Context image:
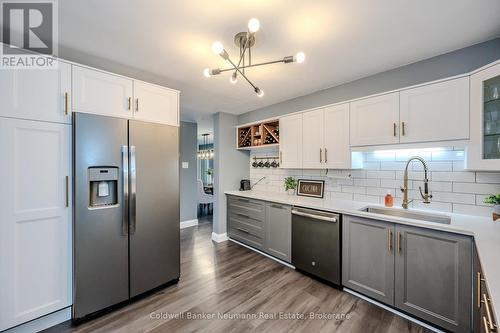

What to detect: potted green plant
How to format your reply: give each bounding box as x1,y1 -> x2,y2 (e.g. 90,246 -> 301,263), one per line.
484,194 -> 500,220
284,177 -> 297,195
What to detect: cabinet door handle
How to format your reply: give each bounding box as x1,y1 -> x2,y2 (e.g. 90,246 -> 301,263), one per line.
236,227 -> 250,234
483,293 -> 497,331
64,92 -> 69,115
393,123 -> 397,137
324,148 -> 328,163
484,316 -> 492,333
136,98 -> 139,112
65,176 -> 69,207
388,229 -> 393,253
270,204 -> 285,209
279,151 -> 283,165
319,148 -> 323,163
478,272 -> 486,308
401,122 -> 406,136
397,231 -> 402,254
128,97 -> 131,110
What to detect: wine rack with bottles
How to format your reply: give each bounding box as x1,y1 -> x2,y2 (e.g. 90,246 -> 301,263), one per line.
237,120 -> 279,149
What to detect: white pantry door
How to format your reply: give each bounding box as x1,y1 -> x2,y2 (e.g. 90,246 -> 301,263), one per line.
0,118 -> 71,331
0,60 -> 71,124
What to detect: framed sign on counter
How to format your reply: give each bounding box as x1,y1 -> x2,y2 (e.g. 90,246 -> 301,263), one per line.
297,180 -> 325,198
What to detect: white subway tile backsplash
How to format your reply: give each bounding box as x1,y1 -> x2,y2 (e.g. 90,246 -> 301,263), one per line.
431,171 -> 475,182
476,172 -> 500,184
354,178 -> 381,187
330,192 -> 354,200
353,194 -> 381,204
453,182 -> 500,194
452,204 -> 493,217
366,170 -> 396,179
249,148 -> 495,217
342,185 -> 366,194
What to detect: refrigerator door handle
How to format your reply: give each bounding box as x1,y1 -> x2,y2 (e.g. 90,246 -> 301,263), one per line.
130,145 -> 137,234
122,146 -> 129,236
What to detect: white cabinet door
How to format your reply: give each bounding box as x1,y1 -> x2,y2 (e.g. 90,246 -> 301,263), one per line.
0,118 -> 71,331
400,77 -> 469,143
302,109 -> 324,169
467,62 -> 500,170
133,81 -> 179,126
350,92 -> 400,146
279,114 -> 303,169
0,60 -> 71,123
324,103 -> 351,169
72,66 -> 133,118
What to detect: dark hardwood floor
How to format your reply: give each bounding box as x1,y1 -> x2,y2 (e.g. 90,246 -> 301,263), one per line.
45,222 -> 430,333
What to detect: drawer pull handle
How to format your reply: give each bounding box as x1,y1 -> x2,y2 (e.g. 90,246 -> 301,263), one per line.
388,229 -> 393,253
64,92 -> 69,115
483,293 -> 497,331
397,231 -> 402,255
236,213 -> 250,219
484,316 -> 492,333
236,227 -> 250,234
270,204 -> 285,209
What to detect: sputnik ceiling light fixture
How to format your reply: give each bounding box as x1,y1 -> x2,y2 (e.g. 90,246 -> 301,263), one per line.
203,18 -> 305,98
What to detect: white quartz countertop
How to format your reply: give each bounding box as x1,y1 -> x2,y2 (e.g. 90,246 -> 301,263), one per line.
225,190 -> 500,321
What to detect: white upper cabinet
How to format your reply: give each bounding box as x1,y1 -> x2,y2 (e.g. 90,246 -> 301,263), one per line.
324,104 -> 351,169
0,118 -> 71,331
133,81 -> 179,126
350,92 -> 400,146
279,113 -> 303,169
72,66 -> 133,118
302,109 -> 325,169
0,59 -> 71,123
399,77 -> 469,143
467,62 -> 500,170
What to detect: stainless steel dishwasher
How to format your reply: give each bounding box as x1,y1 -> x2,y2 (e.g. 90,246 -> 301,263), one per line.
291,207 -> 340,285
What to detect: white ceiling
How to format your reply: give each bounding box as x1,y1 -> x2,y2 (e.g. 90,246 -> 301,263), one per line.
59,0 -> 500,121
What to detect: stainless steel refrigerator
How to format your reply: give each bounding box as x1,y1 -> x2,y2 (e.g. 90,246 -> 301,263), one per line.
72,112 -> 180,319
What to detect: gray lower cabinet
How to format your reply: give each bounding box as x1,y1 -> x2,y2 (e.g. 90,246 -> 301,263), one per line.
264,202 -> 291,262
394,225 -> 472,333
227,196 -> 266,250
343,215 -> 473,332
227,195 -> 291,263
342,215 -> 395,305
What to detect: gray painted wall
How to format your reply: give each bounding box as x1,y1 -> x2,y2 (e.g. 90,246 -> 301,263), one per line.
180,121 -> 198,222
213,112 -> 250,235
238,38 -> 500,124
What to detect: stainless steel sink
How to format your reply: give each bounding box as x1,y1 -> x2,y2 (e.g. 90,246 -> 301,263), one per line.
359,206 -> 451,224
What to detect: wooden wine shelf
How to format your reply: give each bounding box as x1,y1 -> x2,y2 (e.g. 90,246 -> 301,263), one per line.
236,119 -> 279,149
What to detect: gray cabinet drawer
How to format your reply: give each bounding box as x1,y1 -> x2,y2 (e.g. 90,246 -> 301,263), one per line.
229,226 -> 264,250
227,196 -> 265,221
228,215 -> 264,239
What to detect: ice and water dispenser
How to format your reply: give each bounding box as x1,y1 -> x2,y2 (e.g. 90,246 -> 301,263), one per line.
88,167 -> 118,208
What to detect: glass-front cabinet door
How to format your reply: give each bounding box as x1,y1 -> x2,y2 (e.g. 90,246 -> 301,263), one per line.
467,62 -> 500,170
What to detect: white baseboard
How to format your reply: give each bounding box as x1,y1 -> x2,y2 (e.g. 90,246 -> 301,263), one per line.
228,238 -> 295,269
343,288 -> 443,333
5,307 -> 71,333
211,232 -> 228,243
180,219 -> 198,229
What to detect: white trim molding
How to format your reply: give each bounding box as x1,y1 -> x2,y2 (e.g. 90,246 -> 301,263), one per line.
180,219 -> 198,229
211,232 -> 229,243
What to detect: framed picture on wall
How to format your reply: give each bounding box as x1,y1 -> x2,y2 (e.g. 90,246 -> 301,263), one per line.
297,179 -> 325,198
